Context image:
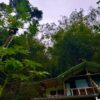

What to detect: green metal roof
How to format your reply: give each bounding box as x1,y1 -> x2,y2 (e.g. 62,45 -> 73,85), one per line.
57,61 -> 100,81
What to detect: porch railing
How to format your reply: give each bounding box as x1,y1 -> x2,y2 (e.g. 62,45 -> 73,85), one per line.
34,87 -> 100,100
65,87 -> 99,96
46,86 -> 99,98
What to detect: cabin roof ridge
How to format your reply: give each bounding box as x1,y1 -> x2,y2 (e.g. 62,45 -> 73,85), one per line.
57,61 -> 100,80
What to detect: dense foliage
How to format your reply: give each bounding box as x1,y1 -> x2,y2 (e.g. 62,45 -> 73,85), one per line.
0,0 -> 100,99
38,6 -> 100,77
0,0 -> 47,99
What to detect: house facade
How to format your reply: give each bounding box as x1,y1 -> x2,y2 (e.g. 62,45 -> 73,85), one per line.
35,61 -> 100,100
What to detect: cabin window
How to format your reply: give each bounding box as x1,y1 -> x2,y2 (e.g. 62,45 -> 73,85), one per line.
50,91 -> 56,95
75,79 -> 88,88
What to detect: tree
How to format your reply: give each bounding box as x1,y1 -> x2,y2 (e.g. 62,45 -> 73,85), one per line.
0,0 -> 43,44
0,45 -> 48,98
48,18 -> 100,76
37,7 -> 100,77
97,0 -> 100,4
9,0 -> 42,21
0,0 -> 49,99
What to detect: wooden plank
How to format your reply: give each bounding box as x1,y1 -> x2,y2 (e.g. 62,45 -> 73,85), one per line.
64,82 -> 66,96
85,88 -> 88,95
72,73 -> 100,78
71,89 -> 73,96
78,88 -> 81,95
92,87 -> 95,94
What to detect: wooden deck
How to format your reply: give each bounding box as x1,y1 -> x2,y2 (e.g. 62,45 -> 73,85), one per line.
34,86 -> 100,100
34,95 -> 96,100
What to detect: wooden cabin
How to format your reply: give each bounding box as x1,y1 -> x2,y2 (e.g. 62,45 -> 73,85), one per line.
35,61 -> 100,100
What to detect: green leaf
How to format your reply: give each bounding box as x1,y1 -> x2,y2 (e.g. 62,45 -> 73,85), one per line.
22,59 -> 42,70
4,58 -> 23,73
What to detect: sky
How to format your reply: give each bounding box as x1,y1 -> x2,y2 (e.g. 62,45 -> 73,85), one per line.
0,0 -> 98,24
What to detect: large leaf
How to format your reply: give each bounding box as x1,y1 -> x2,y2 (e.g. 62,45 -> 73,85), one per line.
4,58 -> 23,74
13,45 -> 28,55
22,59 -> 42,70
0,47 -> 16,56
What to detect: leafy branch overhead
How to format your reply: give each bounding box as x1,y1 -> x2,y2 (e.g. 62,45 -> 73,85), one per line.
0,45 -> 48,97
0,0 -> 43,37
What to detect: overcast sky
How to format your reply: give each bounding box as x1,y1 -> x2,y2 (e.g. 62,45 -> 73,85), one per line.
0,0 -> 98,24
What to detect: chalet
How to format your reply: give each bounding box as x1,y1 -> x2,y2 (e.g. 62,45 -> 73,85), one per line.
35,61 -> 100,100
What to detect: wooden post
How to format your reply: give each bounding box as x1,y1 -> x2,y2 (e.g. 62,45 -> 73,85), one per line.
71,89 -> 73,96
78,88 -> 80,95
64,82 -> 66,96
85,88 -> 88,95
92,87 -> 95,94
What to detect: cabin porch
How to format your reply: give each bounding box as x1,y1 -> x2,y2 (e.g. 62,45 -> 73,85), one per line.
38,73 -> 100,100
34,87 -> 100,100
45,86 -> 99,97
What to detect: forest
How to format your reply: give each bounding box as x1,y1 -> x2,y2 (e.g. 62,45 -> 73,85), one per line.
0,0 -> 100,100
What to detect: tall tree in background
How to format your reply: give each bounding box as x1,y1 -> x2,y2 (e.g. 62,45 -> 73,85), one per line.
97,0 -> 100,4
44,8 -> 100,76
